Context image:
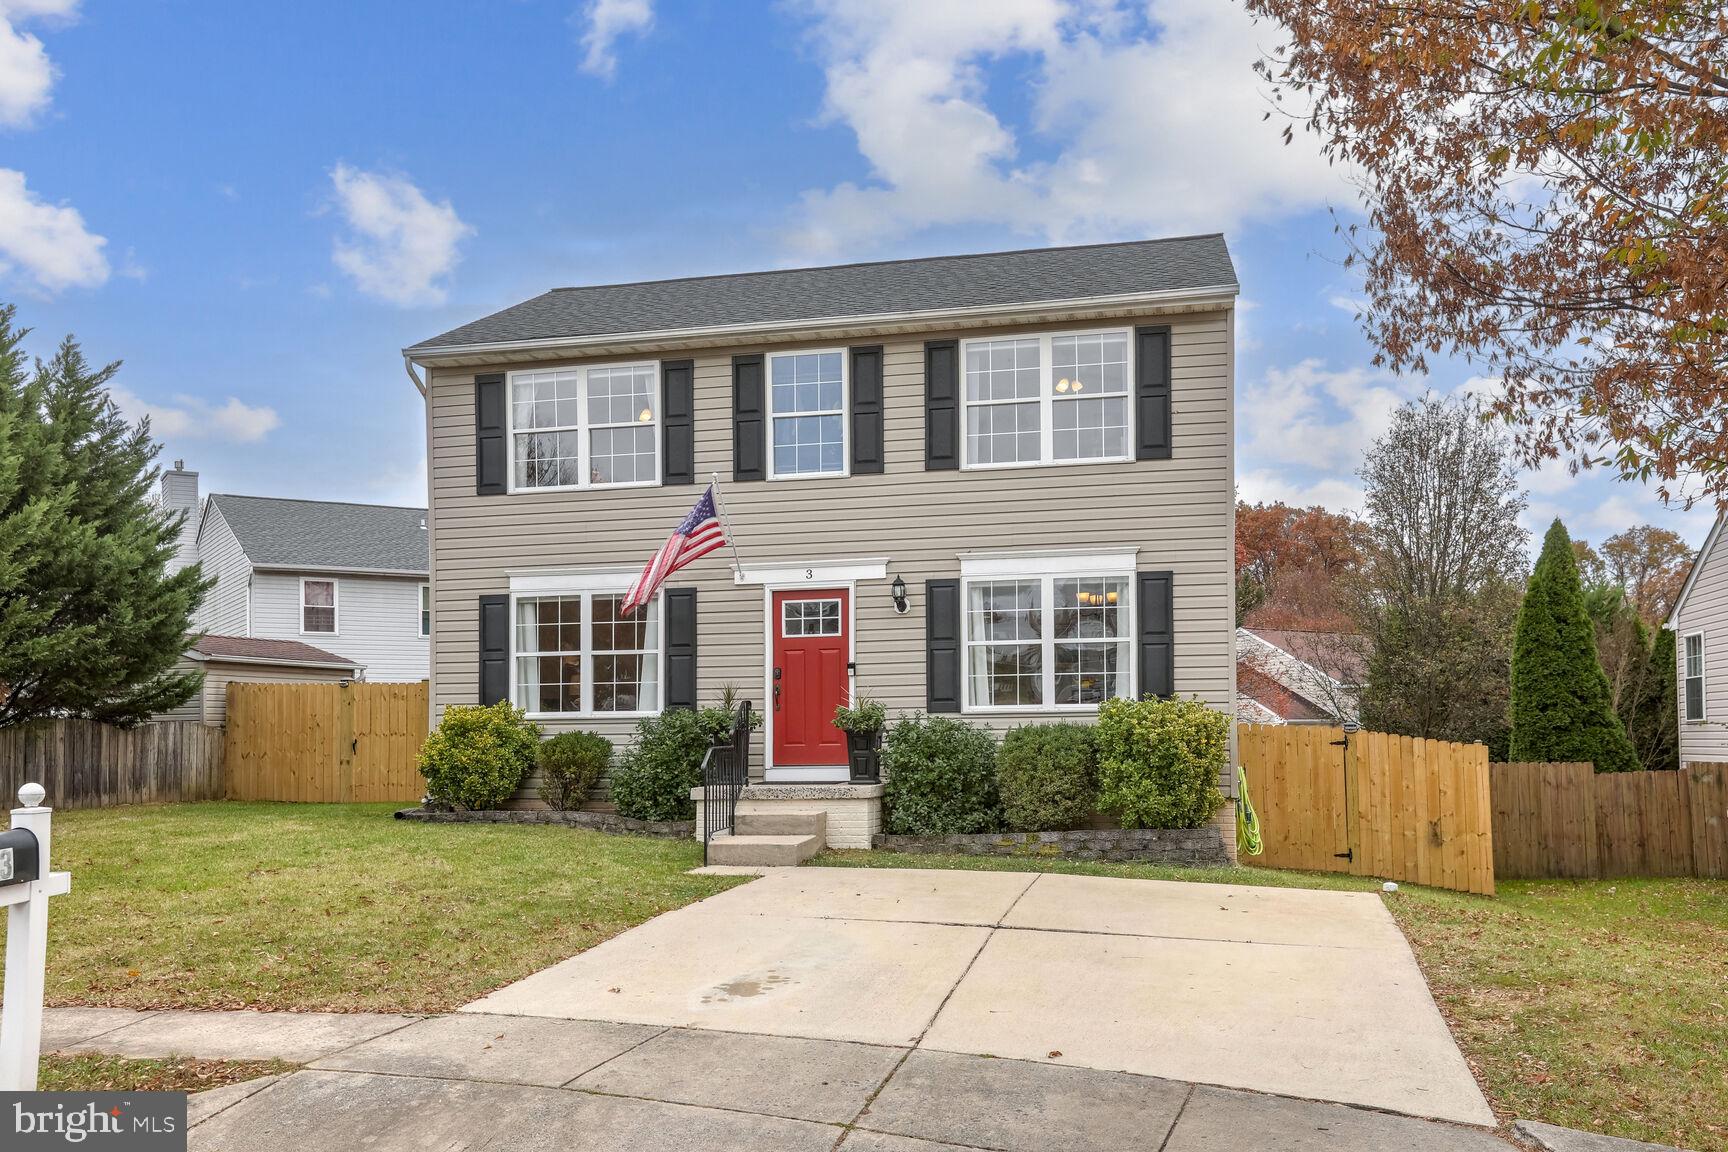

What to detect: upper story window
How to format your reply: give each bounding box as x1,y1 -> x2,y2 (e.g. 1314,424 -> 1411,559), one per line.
418,584 -> 431,638
769,350 -> 846,479
963,572 -> 1132,711
1684,632 -> 1706,722
302,578 -> 337,634
962,328 -> 1131,469
510,362 -> 658,491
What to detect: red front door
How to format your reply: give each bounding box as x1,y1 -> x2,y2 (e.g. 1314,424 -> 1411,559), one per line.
772,589 -> 849,767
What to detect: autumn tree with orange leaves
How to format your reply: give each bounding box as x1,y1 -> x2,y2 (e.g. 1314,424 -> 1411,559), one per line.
1245,1 -> 1728,507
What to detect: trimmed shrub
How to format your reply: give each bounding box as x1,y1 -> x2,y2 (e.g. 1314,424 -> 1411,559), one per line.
1509,519 -> 1640,773
1094,696 -> 1226,829
537,731 -> 612,811
997,723 -> 1098,832
418,702 -> 539,810
881,714 -> 1000,835
611,710 -> 712,822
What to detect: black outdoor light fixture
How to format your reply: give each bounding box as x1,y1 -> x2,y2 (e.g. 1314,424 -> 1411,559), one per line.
890,575 -> 909,615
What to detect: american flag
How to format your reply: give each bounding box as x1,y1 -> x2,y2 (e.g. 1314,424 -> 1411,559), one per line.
622,484 -> 728,615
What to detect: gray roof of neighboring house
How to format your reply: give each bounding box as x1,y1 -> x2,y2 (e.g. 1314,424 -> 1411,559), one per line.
407,235 -> 1238,352
208,494 -> 428,574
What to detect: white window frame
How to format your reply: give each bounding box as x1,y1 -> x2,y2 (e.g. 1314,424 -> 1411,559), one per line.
957,548 -> 1139,715
505,360 -> 662,494
1683,630 -> 1706,723
959,326 -> 1135,471
766,347 -> 849,481
300,577 -> 338,635
508,588 -> 664,720
418,584 -> 431,638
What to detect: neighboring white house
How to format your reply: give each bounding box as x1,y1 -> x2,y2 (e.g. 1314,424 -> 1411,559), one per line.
161,464 -> 430,682
155,634 -> 366,724
1669,514 -> 1728,766
1234,627 -> 1363,726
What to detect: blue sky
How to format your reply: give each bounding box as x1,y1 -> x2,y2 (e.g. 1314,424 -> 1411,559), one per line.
2,0 -> 1715,553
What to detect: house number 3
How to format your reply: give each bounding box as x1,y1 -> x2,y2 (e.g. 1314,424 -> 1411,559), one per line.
805,568 -> 814,579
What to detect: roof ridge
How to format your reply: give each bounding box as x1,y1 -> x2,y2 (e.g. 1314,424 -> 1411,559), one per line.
543,234 -> 1230,296
210,493 -> 426,514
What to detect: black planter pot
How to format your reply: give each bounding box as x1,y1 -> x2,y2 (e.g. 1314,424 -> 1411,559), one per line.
846,730 -> 882,784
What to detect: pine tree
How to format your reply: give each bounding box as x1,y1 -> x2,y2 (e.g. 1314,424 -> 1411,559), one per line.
0,305 -> 209,728
1509,519 -> 1640,772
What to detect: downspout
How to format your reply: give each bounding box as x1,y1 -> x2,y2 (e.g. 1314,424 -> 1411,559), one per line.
402,355 -> 427,398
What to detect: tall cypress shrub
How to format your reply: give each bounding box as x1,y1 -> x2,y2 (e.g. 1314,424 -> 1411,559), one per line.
1626,628 -> 1679,772
1509,519 -> 1639,772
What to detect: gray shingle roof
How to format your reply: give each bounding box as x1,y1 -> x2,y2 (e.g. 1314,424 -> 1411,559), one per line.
191,634 -> 361,669
408,235 -> 1237,352
209,494 -> 428,574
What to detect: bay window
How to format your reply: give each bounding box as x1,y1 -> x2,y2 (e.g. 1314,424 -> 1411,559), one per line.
963,570 -> 1132,710
962,328 -> 1132,468
514,592 -> 660,716
510,362 -> 658,491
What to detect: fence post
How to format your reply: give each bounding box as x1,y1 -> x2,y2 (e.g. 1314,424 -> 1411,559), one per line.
0,783 -> 74,1091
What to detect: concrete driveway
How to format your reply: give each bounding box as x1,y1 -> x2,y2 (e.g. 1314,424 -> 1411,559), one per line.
189,868 -> 1506,1150
464,867 -> 1492,1126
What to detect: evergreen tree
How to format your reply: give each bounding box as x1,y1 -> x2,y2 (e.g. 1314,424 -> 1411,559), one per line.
1626,628 -> 1680,772
1509,519 -> 1639,772
0,305 -> 208,728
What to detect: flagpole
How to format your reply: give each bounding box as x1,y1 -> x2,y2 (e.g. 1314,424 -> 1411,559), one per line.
709,471 -> 746,579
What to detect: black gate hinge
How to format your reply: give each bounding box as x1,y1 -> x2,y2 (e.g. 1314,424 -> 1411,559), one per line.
1334,849 -> 1353,861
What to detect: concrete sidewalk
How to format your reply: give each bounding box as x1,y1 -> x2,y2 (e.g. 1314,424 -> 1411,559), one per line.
43,1006 -> 422,1063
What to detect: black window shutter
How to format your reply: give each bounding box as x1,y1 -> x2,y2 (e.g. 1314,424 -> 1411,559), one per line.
475,373 -> 508,495
661,359 -> 695,485
732,354 -> 765,481
926,578 -> 961,712
1138,571 -> 1175,698
850,345 -> 885,475
924,340 -> 959,470
1134,326 -> 1172,461
664,588 -> 698,709
478,594 -> 509,705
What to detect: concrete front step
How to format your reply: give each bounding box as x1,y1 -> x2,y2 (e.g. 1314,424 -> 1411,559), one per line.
706,832 -> 823,868
735,811 -> 827,839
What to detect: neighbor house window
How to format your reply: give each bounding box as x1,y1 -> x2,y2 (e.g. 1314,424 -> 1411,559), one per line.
510,362 -> 658,491
1684,632 -> 1706,722
963,574 -> 1131,709
513,592 -> 659,716
962,328 -> 1132,468
768,350 -> 845,478
418,584 -> 431,638
301,579 -> 336,634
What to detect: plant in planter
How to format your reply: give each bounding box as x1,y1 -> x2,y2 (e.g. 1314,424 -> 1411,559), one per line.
834,696 -> 887,783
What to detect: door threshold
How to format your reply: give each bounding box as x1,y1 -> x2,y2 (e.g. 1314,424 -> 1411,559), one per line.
763,766 -> 851,784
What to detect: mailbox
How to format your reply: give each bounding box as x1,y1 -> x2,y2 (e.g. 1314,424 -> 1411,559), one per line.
0,827 -> 38,886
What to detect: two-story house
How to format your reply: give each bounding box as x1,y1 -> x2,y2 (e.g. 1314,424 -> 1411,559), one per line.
405,236 -> 1240,846
160,466 -> 432,712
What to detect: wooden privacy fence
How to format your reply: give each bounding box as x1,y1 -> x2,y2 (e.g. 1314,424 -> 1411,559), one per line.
1491,761 -> 1728,879
1239,724 -> 1495,895
0,719 -> 224,809
225,680 -> 429,803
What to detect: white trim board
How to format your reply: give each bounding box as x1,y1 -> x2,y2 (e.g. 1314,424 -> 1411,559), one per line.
734,557 -> 889,586
959,546 -> 1138,578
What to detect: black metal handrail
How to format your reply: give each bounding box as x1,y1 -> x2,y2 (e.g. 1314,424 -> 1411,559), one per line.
701,700 -> 752,865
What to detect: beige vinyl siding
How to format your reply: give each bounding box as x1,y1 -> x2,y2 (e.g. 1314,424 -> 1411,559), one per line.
195,660 -> 356,725
194,503 -> 253,636
154,655 -> 209,722
427,308 -> 1235,788
1675,517 -> 1728,764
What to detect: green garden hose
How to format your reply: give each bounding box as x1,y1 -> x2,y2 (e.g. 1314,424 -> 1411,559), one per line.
1236,764 -> 1263,857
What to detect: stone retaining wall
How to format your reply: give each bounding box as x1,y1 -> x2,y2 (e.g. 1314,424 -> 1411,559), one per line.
395,807 -> 692,840
872,824 -> 1232,866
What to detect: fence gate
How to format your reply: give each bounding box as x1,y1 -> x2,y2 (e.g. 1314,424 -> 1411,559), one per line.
225,681 -> 429,803
1239,723 -> 1495,895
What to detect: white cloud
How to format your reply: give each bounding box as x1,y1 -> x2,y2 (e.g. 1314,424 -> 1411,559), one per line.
110,386 -> 279,444
1237,468 -> 1365,514
0,166 -> 107,292
0,0 -> 75,129
328,164 -> 471,307
1239,358 -> 1416,471
576,0 -> 652,80
784,0 -> 1351,255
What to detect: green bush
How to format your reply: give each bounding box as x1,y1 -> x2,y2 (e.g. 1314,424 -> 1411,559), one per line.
611,710 -> 713,822
997,723 -> 1098,832
834,696 -> 888,735
881,714 -> 1000,835
417,702 -> 539,810
1094,696 -> 1226,829
537,731 -> 612,811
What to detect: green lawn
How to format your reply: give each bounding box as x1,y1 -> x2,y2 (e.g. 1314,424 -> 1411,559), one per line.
817,851 -> 1728,1151
37,1054 -> 295,1094
13,802 -> 744,1013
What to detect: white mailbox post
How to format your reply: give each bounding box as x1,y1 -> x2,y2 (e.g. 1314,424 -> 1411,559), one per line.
0,783 -> 73,1091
